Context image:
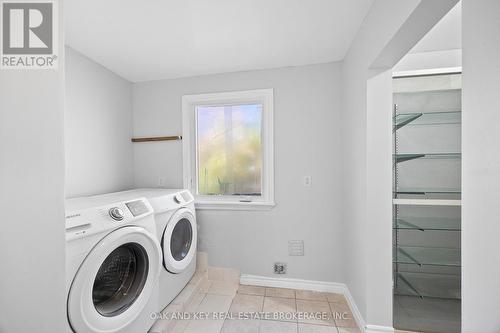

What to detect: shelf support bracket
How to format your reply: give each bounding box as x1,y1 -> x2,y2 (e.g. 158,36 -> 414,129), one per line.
397,273 -> 424,299
399,248 -> 422,267
395,154 -> 426,163
393,113 -> 423,132
397,219 -> 425,231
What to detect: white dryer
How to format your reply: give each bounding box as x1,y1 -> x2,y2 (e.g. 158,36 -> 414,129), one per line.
94,189 -> 197,311
65,196 -> 161,333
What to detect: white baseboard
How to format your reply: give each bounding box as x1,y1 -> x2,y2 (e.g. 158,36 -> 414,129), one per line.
240,274 -> 346,294
341,282 -> 366,332
365,325 -> 395,333
240,274 -> 394,333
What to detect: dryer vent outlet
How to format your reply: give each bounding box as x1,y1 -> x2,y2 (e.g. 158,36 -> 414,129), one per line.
274,262 -> 287,274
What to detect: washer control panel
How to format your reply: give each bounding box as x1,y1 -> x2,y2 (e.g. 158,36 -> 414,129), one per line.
65,197 -> 153,241
126,200 -> 149,216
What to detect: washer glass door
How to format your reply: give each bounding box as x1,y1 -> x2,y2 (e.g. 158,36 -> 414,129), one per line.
68,226 -> 161,333
92,243 -> 148,317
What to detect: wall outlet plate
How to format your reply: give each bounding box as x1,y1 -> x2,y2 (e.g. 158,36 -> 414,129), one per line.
288,240 -> 304,256
274,262 -> 287,274
158,176 -> 165,186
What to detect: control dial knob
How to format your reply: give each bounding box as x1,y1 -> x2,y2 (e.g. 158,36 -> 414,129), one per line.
109,207 -> 124,221
174,194 -> 184,204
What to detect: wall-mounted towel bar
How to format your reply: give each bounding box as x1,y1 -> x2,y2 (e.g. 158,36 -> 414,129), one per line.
131,135 -> 182,142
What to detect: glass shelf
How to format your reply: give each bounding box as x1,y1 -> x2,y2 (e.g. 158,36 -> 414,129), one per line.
393,73 -> 462,332
395,152 -> 461,163
394,246 -> 461,267
394,111 -> 461,130
394,272 -> 461,300
395,188 -> 461,195
394,217 -> 461,231
402,111 -> 461,126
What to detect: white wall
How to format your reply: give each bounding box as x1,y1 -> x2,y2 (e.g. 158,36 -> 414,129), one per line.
462,1 -> 500,331
394,2 -> 461,72
410,2 -> 461,53
64,46 -> 133,198
340,0 -> 458,329
365,69 -> 394,327
394,49 -> 461,73
0,3 -> 66,332
132,63 -> 344,282
341,0 -> 420,325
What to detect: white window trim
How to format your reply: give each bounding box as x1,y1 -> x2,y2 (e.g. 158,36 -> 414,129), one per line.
182,89 -> 275,211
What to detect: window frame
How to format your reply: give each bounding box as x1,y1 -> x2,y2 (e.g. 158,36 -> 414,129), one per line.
182,89 -> 275,211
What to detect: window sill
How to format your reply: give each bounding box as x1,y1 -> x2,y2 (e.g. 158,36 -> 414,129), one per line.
194,201 -> 276,211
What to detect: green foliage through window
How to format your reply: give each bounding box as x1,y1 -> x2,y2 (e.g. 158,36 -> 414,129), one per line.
196,104 -> 262,196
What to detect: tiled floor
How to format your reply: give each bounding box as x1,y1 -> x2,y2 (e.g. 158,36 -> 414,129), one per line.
165,280 -> 361,333
151,261 -> 455,333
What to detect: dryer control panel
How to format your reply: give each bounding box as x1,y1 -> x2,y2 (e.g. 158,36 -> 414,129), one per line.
172,190 -> 194,205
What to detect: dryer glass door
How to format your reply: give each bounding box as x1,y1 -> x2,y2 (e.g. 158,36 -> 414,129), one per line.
170,218 -> 193,261
163,209 -> 197,273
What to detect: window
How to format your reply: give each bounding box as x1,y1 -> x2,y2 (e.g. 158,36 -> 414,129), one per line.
182,89 -> 274,210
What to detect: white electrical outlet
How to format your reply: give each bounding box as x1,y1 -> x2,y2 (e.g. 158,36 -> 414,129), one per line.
303,175 -> 312,187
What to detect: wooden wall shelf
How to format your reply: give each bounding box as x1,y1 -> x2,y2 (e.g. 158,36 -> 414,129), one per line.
131,135 -> 182,142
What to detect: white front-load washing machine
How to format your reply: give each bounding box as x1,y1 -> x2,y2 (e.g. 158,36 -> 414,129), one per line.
65,196 -> 162,333
94,189 -> 197,311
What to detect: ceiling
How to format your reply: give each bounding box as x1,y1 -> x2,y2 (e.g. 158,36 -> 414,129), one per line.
65,0 -> 374,82
410,2 -> 461,53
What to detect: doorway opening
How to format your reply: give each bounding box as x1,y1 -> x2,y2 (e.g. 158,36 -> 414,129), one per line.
392,70 -> 462,332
